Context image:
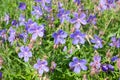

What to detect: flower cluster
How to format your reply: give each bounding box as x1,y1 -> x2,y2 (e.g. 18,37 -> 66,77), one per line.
0,0 -> 120,78
98,0 -> 116,11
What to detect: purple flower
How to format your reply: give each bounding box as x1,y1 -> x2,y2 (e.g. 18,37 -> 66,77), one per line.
19,32 -> 28,42
28,24 -> 44,40
74,0 -> 81,5
111,56 -> 118,62
4,14 -> 10,24
18,46 -> 32,62
35,0 -> 51,8
101,64 -> 114,72
117,38 -> 120,48
69,57 -> 87,73
108,64 -> 114,71
44,3 -> 52,12
0,72 -> 2,78
71,12 -> 87,29
90,55 -> 101,69
101,64 -> 108,72
91,35 -> 103,49
57,8 -> 70,24
109,36 -> 120,48
98,0 -> 116,11
58,2 -> 63,10
18,2 -> 26,10
31,6 -> 43,19
25,19 -> 37,31
11,20 -> 18,27
63,46 -> 67,52
0,29 -> 7,41
34,59 -> 49,75
19,14 -> 26,26
52,29 -> 67,45
8,27 -> 16,45
70,30 -> 86,45
87,15 -> 96,25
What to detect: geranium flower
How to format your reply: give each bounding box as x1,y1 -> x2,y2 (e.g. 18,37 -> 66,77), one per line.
69,57 -> 87,73
18,46 -> 32,62
34,59 -> 49,75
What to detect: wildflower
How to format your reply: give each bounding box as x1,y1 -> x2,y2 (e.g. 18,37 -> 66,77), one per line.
117,38 -> 120,48
69,57 -> 87,73
35,0 -> 51,8
11,20 -> 18,27
19,32 -> 28,42
70,30 -> 86,45
101,64 -> 108,72
87,14 -> 97,25
8,27 -> 16,45
34,59 -> 49,75
44,4 -> 52,12
28,24 -> 44,40
0,29 -> 7,41
90,55 -> 101,75
63,46 -> 67,52
0,72 -> 2,78
91,35 -> 103,49
18,46 -> 32,62
90,55 -> 101,69
101,64 -> 114,72
25,19 -> 37,31
58,2 -> 63,10
4,14 -> 10,24
111,56 -> 118,62
57,8 -> 70,24
74,0 -> 81,5
107,64 -> 114,71
18,2 -> 26,10
71,12 -> 87,29
109,36 -> 120,48
52,29 -> 67,45
31,6 -> 43,19
98,0 -> 116,11
109,36 -> 117,47
19,14 -> 26,26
